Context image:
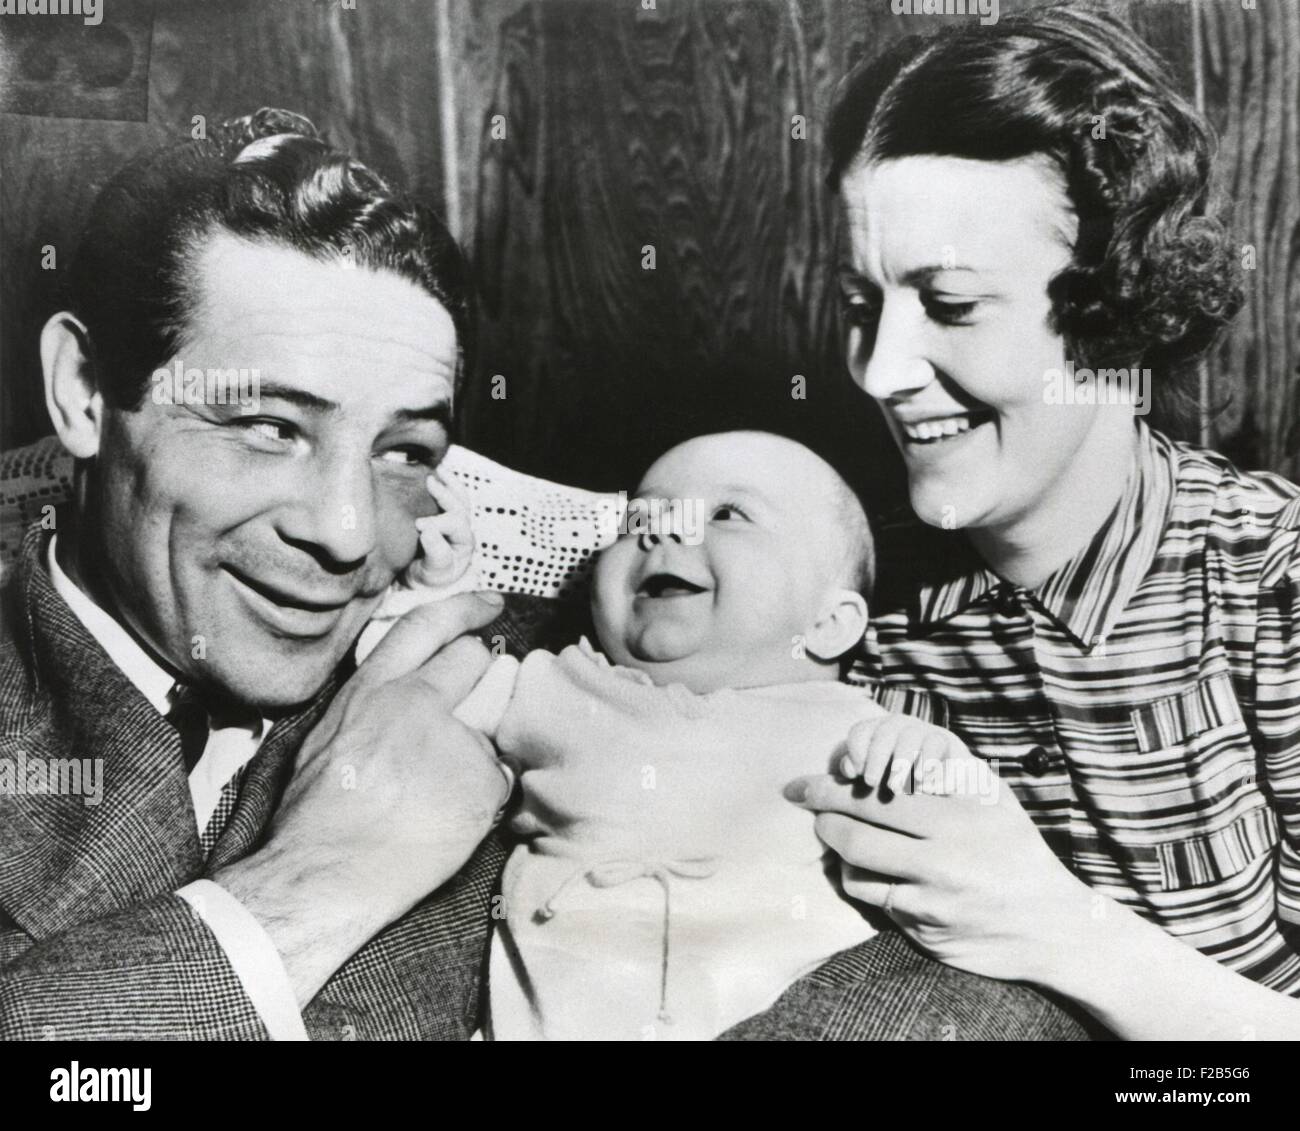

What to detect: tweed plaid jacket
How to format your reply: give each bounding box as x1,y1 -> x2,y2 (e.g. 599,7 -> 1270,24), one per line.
0,520 -> 1090,1040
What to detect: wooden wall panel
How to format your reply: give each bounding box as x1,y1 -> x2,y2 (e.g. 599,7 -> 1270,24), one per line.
1198,0 -> 1300,482
451,0 -> 1105,491
0,0 -> 443,449
3,0 -> 1297,488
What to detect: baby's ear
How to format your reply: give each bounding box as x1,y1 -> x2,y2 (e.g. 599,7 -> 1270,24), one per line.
803,588 -> 869,662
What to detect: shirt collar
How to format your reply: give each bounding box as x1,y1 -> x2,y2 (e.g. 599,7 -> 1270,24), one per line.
47,533 -> 177,716
911,420 -> 1177,652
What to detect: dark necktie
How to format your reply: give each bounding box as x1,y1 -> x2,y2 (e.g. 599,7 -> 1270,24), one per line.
165,685 -> 209,774
165,683 -> 248,857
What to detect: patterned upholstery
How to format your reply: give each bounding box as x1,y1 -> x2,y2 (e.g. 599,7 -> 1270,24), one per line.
0,436 -> 74,574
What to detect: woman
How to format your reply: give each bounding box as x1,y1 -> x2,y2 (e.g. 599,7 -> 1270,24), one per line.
786,3 -> 1300,1038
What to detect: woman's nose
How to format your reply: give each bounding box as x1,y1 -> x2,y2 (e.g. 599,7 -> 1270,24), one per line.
848,300 -> 936,402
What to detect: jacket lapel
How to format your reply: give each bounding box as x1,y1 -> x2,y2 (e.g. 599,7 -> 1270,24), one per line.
205,674 -> 339,872
0,527 -> 201,938
0,524 -> 335,938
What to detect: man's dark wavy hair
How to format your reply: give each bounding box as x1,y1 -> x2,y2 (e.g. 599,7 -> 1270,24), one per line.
826,3 -> 1242,433
67,108 -> 473,409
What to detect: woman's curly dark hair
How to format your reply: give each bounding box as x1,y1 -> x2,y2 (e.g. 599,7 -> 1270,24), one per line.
826,3 -> 1242,433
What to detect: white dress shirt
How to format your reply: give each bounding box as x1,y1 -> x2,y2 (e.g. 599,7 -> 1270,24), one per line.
47,535 -> 308,1040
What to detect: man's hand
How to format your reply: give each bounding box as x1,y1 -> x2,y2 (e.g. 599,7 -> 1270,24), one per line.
214,591 -> 508,1006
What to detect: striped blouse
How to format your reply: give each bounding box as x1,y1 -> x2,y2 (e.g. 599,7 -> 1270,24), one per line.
851,420 -> 1300,994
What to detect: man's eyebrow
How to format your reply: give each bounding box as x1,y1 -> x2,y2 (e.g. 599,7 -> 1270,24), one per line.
392,400 -> 452,428
253,383 -> 339,412
245,385 -> 451,428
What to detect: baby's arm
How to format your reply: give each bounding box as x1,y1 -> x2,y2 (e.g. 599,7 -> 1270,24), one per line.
839,712 -> 980,797
356,471 -> 478,663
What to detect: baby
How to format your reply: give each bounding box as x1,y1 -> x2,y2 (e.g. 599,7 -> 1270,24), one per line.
394,430 -> 971,1040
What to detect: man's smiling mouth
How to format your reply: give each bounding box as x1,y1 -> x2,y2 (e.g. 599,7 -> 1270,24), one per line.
636,572 -> 709,599
223,566 -> 354,611
222,565 -> 361,639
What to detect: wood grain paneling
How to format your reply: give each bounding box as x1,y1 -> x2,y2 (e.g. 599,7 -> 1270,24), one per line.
1197,0 -> 1300,482
451,0 -> 1093,491
3,0 -> 1297,487
1,0 -> 443,448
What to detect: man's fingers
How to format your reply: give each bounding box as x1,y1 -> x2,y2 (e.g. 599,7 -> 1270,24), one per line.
360,591 -> 503,684
413,635 -> 493,709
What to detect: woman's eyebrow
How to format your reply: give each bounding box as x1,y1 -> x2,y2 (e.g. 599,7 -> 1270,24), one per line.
898,265 -> 982,287
838,266 -> 876,290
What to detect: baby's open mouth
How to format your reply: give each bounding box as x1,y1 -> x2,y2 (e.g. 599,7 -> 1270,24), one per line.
637,572 -> 709,598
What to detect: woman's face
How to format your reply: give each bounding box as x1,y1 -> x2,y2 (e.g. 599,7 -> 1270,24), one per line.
840,154 -> 1112,537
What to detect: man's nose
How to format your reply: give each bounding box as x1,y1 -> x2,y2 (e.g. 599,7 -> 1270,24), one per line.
848,297 -> 936,402
279,454 -> 379,568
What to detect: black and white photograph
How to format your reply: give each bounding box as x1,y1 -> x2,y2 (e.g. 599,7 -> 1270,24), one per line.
0,0 -> 1296,1098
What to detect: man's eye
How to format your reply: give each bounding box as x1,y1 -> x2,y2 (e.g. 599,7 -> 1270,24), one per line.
712,502 -> 749,522
922,294 -> 979,326
237,418 -> 297,444
377,445 -> 439,468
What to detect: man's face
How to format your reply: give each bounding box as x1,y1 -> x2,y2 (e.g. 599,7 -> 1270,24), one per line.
591,432 -> 850,694
840,154 -> 1118,537
89,231 -> 457,708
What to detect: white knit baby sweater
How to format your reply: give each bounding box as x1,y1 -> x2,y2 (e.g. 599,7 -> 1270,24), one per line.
454,639 -> 886,1041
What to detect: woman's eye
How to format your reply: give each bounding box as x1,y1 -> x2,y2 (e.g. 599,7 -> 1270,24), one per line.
842,291 -> 882,329
922,294 -> 979,326
712,503 -> 748,522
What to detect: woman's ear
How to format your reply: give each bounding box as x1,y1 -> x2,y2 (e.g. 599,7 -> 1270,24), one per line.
41,312 -> 103,460
803,588 -> 869,662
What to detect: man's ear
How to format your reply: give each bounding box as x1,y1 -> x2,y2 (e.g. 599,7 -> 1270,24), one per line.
803,588 -> 869,662
41,312 -> 104,459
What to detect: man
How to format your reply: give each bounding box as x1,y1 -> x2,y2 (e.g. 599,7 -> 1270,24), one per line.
1,109 -> 510,1039
0,109 -> 1087,1040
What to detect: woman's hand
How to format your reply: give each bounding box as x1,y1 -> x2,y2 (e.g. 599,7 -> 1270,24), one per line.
785,749 -> 1092,986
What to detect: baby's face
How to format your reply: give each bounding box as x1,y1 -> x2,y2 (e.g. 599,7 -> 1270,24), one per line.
592,432 -> 857,693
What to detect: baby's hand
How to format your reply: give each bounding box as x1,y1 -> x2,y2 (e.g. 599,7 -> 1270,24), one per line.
839,713 -> 979,797
405,470 -> 475,589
